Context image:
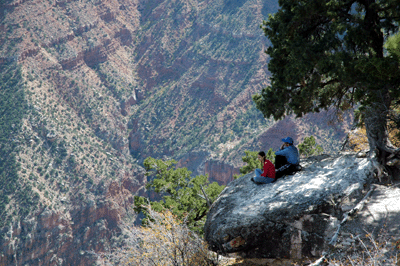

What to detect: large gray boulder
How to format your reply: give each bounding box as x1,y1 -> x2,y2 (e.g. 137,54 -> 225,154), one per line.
204,153 -> 376,260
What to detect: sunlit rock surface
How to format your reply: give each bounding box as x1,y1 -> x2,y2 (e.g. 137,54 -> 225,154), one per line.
204,153 -> 376,259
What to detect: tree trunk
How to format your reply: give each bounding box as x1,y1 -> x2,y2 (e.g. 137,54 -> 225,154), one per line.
363,88 -> 396,165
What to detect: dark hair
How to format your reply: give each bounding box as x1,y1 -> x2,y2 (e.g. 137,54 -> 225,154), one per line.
258,151 -> 266,161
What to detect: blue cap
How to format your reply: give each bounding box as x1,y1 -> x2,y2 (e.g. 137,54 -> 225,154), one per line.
282,137 -> 294,144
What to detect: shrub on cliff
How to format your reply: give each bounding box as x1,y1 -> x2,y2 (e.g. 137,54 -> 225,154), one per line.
295,230 -> 400,266
98,207 -> 216,266
133,208 -> 214,266
134,157 -> 225,235
298,136 -> 323,158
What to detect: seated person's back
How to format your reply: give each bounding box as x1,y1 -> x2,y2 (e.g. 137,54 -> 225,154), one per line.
275,137 -> 300,178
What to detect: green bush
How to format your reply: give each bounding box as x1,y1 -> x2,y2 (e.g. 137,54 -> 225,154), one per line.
298,136 -> 324,157
134,157 -> 225,235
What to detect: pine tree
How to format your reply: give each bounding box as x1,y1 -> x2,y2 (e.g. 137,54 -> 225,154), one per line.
253,0 -> 400,166
298,136 -> 323,157
134,157 -> 225,235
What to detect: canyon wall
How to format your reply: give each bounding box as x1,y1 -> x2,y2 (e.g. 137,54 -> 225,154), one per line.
0,0 -> 352,264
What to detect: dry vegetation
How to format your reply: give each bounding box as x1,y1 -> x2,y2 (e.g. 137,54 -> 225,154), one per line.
315,231 -> 400,266
97,207 -> 218,266
347,125 -> 400,153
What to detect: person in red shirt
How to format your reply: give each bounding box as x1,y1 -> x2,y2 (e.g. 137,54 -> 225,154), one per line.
251,151 -> 276,184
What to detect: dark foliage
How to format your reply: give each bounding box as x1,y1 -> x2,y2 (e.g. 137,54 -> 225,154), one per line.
254,0 -> 400,154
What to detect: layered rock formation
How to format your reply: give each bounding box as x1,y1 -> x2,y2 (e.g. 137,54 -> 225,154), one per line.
0,0 -> 354,264
0,172 -> 148,266
177,150 -> 240,185
204,153 -> 400,262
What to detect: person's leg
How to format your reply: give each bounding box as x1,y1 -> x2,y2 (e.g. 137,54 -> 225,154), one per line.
287,164 -> 298,175
252,168 -> 264,184
276,163 -> 291,179
253,169 -> 275,184
255,168 -> 263,177
264,177 -> 275,183
253,175 -> 275,184
275,155 -> 287,169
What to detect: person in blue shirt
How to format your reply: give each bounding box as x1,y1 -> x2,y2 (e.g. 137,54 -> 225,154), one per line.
275,137 -> 300,179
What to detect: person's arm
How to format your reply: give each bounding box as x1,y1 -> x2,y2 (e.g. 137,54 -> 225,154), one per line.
267,161 -> 275,179
261,160 -> 275,178
261,161 -> 268,177
275,147 -> 288,156
283,146 -> 300,164
293,147 -> 300,164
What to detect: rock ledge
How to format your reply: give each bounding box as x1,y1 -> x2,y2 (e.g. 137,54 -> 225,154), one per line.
204,153 -> 375,259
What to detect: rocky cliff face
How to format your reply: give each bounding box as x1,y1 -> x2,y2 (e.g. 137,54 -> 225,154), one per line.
0,0 -> 353,264
0,171 -> 147,265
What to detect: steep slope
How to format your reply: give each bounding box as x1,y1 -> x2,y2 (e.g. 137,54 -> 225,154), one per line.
0,0 -> 146,265
0,0 -> 352,264
126,0 -> 352,176
129,0 -> 275,160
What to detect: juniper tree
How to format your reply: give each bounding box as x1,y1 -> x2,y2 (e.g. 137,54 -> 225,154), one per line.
298,136 -> 324,157
253,0 -> 400,166
134,157 -> 224,235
